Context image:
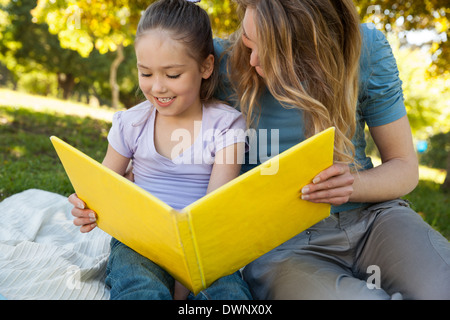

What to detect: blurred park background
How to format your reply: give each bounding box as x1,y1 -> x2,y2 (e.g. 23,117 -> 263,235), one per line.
0,0 -> 449,238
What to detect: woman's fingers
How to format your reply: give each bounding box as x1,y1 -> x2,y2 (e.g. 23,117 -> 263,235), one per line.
301,163 -> 354,205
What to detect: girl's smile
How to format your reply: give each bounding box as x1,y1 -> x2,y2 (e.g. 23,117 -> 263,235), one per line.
154,96 -> 176,107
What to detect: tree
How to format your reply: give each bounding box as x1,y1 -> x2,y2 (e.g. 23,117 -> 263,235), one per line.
199,0 -> 239,37
31,0 -> 149,108
355,0 -> 449,76
0,0 -> 91,98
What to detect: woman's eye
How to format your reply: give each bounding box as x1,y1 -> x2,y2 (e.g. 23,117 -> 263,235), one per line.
167,74 -> 181,79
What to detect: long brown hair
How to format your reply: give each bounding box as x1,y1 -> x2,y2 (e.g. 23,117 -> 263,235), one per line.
229,0 -> 362,164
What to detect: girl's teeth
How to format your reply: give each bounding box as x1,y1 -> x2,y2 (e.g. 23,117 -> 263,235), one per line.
157,97 -> 173,103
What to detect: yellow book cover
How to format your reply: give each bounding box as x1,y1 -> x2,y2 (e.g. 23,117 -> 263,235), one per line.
50,127 -> 334,294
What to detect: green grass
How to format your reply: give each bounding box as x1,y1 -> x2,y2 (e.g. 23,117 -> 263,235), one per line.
404,181 -> 450,239
0,90 -> 449,240
0,105 -> 111,200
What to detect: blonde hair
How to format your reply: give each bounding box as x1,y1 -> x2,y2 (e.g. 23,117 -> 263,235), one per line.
229,0 -> 361,164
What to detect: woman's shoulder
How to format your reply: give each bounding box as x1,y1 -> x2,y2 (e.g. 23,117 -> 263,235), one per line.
213,38 -> 231,56
358,23 -> 398,85
360,23 -> 390,45
359,23 -> 391,61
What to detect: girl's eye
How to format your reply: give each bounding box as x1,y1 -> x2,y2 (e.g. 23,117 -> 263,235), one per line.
167,74 -> 181,79
140,73 -> 152,77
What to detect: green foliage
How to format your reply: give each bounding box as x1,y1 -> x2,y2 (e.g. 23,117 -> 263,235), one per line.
0,0 -> 140,105
199,0 -> 240,37
31,0 -> 149,57
17,68 -> 58,96
391,38 -> 450,138
355,0 -> 449,76
419,131 -> 450,170
404,179 -> 450,239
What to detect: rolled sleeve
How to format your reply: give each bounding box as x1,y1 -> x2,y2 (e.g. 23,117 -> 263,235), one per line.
358,25 -> 407,127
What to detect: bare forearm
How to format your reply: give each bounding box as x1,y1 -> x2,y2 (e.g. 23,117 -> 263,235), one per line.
349,157 -> 418,203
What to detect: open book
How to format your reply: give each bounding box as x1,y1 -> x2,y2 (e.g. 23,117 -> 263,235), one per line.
50,127 -> 334,294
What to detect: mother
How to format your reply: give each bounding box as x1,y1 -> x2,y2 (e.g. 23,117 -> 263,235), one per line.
214,0 -> 450,299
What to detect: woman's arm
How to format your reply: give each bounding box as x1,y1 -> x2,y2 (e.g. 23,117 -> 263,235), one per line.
350,115 -> 418,202
301,115 -> 418,204
69,144 -> 131,233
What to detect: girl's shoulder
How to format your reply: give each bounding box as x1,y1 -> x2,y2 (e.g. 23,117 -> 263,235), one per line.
203,101 -> 246,131
112,100 -> 154,127
205,101 -> 242,115
204,101 -> 243,121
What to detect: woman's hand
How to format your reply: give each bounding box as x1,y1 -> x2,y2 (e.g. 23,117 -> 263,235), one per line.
300,163 -> 354,206
68,193 -> 98,233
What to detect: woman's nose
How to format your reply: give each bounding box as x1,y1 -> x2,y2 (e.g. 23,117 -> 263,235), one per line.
249,50 -> 260,68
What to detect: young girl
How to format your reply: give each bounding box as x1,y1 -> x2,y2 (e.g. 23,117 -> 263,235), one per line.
69,0 -> 251,300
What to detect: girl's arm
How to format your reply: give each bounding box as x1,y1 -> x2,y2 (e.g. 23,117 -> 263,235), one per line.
301,115 -> 418,204
101,144 -> 132,176
207,142 -> 246,194
69,144 -> 131,233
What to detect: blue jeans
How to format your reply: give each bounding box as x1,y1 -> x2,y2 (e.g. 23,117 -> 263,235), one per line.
105,238 -> 252,300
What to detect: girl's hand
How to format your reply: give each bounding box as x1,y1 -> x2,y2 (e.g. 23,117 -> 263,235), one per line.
300,163 -> 354,206
173,281 -> 190,300
68,193 -> 98,233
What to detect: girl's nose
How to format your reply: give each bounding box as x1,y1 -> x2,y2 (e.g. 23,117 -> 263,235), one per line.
152,76 -> 167,93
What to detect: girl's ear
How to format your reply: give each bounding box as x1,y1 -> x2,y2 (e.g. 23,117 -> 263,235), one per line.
201,54 -> 214,79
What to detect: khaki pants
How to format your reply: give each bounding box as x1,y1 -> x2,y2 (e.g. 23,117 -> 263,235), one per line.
243,199 -> 450,300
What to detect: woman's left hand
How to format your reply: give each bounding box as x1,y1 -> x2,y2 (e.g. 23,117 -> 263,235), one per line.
300,163 -> 354,206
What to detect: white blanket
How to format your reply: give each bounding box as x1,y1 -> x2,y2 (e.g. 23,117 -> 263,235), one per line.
0,189 -> 111,300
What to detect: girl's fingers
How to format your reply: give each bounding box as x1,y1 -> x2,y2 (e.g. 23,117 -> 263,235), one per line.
79,222 -> 97,233
68,193 -> 86,209
68,194 -> 97,233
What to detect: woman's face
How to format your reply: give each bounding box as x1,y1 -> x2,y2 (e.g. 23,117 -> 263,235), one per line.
242,8 -> 265,78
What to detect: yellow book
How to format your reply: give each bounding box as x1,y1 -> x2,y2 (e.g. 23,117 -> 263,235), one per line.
50,127 -> 334,295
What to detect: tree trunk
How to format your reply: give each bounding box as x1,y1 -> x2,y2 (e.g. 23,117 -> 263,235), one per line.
442,150 -> 450,191
109,44 -> 124,109
57,73 -> 75,100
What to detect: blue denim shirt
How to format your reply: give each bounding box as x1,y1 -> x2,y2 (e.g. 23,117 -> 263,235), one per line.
214,24 -> 407,213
